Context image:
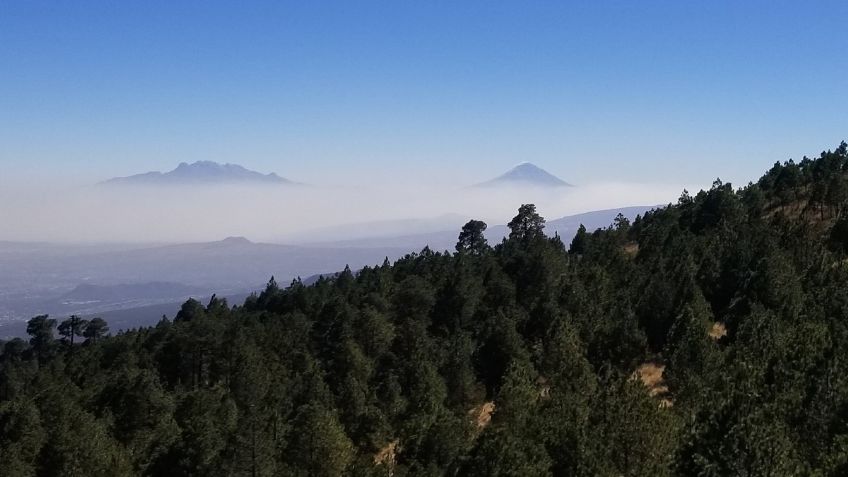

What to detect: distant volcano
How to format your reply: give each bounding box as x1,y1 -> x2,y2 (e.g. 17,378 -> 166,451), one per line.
101,161 -> 299,186
475,162 -> 572,188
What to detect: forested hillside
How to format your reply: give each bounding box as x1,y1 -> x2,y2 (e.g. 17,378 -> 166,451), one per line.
3,143 -> 848,476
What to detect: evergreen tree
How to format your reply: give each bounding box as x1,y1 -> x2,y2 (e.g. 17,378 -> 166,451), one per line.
57,315 -> 88,345
82,317 -> 109,343
507,204 -> 546,243
456,219 -> 490,255
25,315 -> 56,360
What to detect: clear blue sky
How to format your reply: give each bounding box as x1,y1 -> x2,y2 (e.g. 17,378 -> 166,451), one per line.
2,1 -> 846,187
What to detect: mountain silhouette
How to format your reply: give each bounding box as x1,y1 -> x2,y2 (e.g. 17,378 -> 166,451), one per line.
475,162 -> 572,187
101,161 -> 299,186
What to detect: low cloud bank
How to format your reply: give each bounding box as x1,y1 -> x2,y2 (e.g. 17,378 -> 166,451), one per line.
0,180 -> 704,244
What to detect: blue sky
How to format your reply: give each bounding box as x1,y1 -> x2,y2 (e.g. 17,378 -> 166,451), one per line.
2,1 -> 847,187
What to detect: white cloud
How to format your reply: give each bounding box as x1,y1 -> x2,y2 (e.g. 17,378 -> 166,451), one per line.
0,180 -> 704,244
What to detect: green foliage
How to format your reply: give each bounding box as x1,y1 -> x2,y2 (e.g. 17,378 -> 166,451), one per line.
57,315 -> 88,346
507,203 -> 546,243
286,403 -> 354,477
26,315 -> 56,360
3,142 -> 848,475
456,219 -> 490,255
82,317 -> 109,344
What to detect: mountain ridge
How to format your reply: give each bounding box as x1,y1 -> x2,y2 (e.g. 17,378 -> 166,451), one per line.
101,161 -> 299,186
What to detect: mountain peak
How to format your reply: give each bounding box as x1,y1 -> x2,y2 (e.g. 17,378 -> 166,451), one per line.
220,236 -> 253,245
101,161 -> 299,186
476,162 -> 572,188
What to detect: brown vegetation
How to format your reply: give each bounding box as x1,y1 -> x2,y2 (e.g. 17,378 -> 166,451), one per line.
374,439 -> 399,475
470,401 -> 496,430
633,362 -> 673,408
709,322 -> 727,340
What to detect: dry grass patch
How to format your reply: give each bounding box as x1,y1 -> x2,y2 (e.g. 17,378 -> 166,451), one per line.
634,362 -> 665,391
374,439 -> 399,475
709,322 -> 727,340
470,401 -> 495,431
633,362 -> 673,407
